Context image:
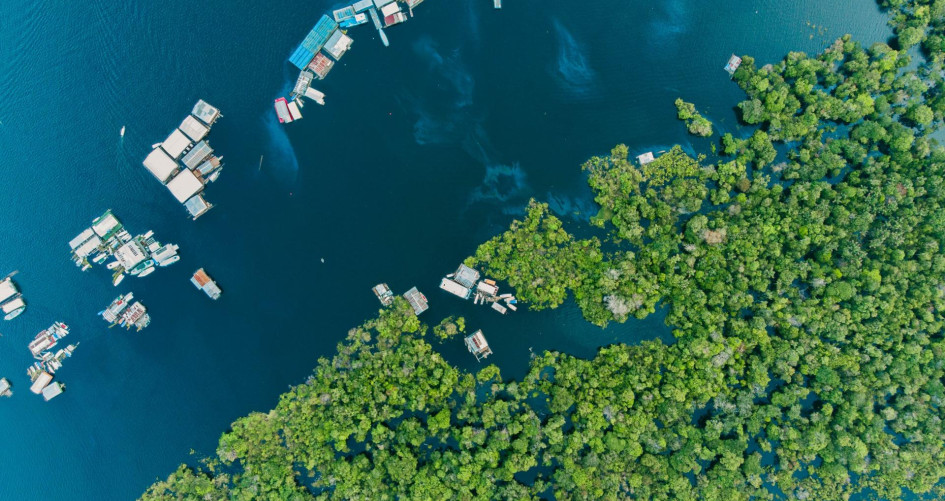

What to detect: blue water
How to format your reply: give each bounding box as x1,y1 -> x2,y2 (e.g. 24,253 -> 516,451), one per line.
0,1 -> 890,499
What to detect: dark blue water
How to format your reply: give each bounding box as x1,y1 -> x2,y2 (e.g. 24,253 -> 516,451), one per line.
0,1 -> 890,499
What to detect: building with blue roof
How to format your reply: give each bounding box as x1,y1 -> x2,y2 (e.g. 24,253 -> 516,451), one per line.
289,15 -> 339,70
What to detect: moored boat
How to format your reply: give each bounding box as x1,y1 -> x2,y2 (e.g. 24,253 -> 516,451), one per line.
157,255 -> 180,267
113,273 -> 125,286
106,261 -> 121,270
129,259 -> 155,276
138,266 -> 156,277
2,297 -> 26,320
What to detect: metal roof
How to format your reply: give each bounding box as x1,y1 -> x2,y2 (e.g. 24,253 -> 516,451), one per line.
161,129 -> 192,159
191,100 -> 220,125
69,228 -> 97,250
184,195 -> 211,219
0,279 -> 18,303
115,241 -> 147,269
353,0 -> 374,12
91,212 -> 121,238
74,237 -> 101,259
289,45 -> 316,71
439,278 -> 471,299
453,264 -> 480,288
179,115 -> 209,142
181,140 -> 213,170
30,372 -> 52,394
42,382 -> 64,400
167,169 -> 204,203
287,101 -> 302,121
325,30 -> 353,60
374,0 -> 395,7
143,148 -> 179,183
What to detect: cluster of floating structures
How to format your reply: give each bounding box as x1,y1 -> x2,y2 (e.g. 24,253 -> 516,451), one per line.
69,210 -> 180,287
142,100 -> 224,219
27,322 -> 74,401
275,0 -> 429,124
373,283 -> 429,315
0,273 -> 26,320
99,293 -> 150,331
191,268 -> 222,300
440,264 -> 517,314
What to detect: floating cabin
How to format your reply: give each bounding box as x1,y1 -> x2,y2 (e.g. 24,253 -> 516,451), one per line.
30,371 -> 53,394
477,280 -> 499,297
142,100 -> 223,220
454,264 -> 480,288
289,15 -> 339,71
637,151 -> 655,165
439,277 -> 472,299
291,71 -> 315,100
373,283 -> 395,306
42,382 -> 64,401
0,377 -> 11,397
381,2 -> 408,27
308,52 -> 335,80
324,30 -> 354,60
464,330 -> 493,361
403,287 -> 429,315
724,54 -> 742,76
191,268 -> 222,300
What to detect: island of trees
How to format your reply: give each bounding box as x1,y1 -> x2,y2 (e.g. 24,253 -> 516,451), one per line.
142,2 -> 945,499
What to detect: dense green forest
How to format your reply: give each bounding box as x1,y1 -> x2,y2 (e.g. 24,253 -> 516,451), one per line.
142,2 -> 945,499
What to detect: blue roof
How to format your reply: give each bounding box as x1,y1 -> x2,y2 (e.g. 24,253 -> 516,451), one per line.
289,15 -> 338,70
289,46 -> 316,70
300,16 -> 338,54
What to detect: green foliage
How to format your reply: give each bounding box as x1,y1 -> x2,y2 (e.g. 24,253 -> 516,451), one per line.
144,3 -> 945,500
432,315 -> 465,341
675,98 -> 714,136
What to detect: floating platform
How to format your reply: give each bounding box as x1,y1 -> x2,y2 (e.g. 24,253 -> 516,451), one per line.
289,15 -> 339,70
191,268 -> 222,300
637,152 -> 655,165
0,377 -> 11,397
373,283 -> 395,306
42,382 -> 64,401
440,277 -> 472,299
403,286 -> 428,315
275,97 -> 293,123
465,330 -> 493,361
724,54 -> 742,75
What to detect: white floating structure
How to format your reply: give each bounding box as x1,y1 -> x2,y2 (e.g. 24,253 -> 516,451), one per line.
465,330 -> 493,361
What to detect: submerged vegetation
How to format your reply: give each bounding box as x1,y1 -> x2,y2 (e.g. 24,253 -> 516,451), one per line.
143,2 -> 945,500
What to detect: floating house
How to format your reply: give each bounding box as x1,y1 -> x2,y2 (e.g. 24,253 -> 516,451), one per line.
453,264 -> 480,288
403,287 -> 428,315
477,280 -> 499,297
324,30 -> 354,60
142,100 -> 223,219
373,283 -> 395,306
30,371 -> 52,394
439,277 -> 472,299
308,52 -> 335,80
382,2 -> 408,28
0,378 -> 11,397
637,152 -> 655,165
304,87 -> 326,105
291,71 -> 315,100
724,54 -> 742,75
0,274 -> 25,320
42,382 -> 64,401
275,97 -> 293,123
464,330 -> 493,361
191,268 -> 222,300
289,16 -> 339,71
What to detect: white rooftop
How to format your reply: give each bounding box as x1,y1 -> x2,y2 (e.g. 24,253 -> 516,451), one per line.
42,382 -> 64,401
30,372 -> 52,394
115,241 -> 147,269
439,278 -> 471,299
0,279 -> 18,303
161,129 -> 192,159
178,115 -> 209,142
74,237 -> 102,259
143,148 -> 179,184
381,2 -> 401,16
91,213 -> 121,238
69,228 -> 96,250
167,169 -> 203,203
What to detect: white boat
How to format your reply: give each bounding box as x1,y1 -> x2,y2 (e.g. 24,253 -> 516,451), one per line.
2,297 -> 26,320
106,261 -> 121,270
207,170 -> 221,183
151,142 -> 161,149
120,126 -> 126,137
113,273 -> 125,287
138,266 -> 155,277
157,255 -> 180,267
143,230 -> 154,239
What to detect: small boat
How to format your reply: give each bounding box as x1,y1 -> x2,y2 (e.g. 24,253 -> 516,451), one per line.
138,266 -> 155,277
92,253 -> 108,264
207,170 -> 221,183
506,303 -> 517,312
113,273 -> 125,286
151,142 -> 162,149
80,263 -> 92,271
120,126 -> 126,137
143,230 -> 154,239
157,255 -> 180,267
129,259 -> 155,276
106,261 -> 121,270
